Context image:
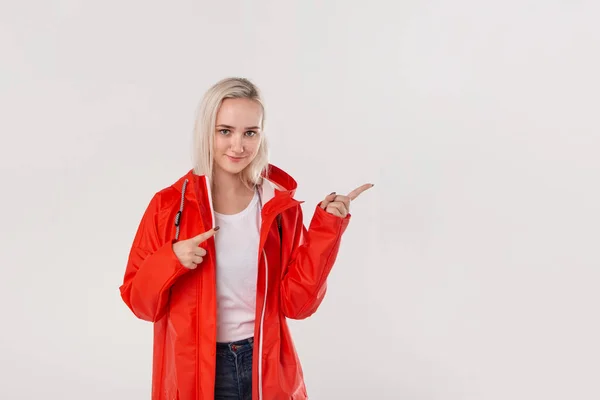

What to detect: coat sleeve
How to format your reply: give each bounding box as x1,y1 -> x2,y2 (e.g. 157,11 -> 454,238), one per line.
280,203 -> 351,320
119,193 -> 190,322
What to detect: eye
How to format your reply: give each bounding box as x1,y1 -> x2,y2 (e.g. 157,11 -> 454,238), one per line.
245,131 -> 257,137
218,129 -> 231,135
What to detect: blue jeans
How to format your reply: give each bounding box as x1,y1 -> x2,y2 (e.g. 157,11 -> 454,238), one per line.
214,337 -> 254,400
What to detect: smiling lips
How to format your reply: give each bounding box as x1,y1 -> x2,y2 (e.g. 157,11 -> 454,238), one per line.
226,155 -> 246,163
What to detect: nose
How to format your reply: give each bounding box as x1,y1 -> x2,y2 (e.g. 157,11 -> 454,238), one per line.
230,134 -> 244,153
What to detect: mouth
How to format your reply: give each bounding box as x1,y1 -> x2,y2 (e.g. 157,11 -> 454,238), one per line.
226,155 -> 247,163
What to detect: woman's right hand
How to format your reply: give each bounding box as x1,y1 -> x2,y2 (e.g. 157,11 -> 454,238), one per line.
172,227 -> 219,269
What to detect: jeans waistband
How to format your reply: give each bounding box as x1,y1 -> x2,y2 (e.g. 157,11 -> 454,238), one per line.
216,337 -> 254,352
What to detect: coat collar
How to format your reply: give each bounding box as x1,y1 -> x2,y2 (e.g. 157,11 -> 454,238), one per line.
170,164 -> 302,220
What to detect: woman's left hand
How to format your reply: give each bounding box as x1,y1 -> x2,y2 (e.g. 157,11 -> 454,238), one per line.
320,183 -> 374,218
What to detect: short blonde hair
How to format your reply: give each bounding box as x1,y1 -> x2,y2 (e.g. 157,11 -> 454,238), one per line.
192,77 -> 269,188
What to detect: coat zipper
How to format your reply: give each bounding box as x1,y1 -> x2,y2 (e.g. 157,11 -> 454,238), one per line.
258,249 -> 269,400
256,211 -> 287,400
201,177 -> 216,398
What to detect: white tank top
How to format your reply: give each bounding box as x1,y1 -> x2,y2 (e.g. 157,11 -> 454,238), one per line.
213,190 -> 261,343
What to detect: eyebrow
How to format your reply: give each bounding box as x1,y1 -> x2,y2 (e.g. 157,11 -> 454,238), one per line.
216,124 -> 261,130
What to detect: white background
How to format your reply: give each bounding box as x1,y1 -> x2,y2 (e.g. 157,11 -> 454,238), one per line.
1,1 -> 599,399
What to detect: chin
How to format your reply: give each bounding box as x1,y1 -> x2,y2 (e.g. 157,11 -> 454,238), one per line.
223,165 -> 246,175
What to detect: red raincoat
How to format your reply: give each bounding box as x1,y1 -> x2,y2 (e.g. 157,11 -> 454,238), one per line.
119,164 -> 350,399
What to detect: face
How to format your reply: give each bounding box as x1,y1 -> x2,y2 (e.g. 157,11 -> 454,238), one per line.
213,98 -> 263,177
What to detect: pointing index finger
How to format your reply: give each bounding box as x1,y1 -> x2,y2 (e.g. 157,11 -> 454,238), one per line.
347,183 -> 374,201
192,226 -> 220,244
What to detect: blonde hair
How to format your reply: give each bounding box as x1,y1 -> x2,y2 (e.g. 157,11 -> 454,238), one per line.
192,77 -> 269,189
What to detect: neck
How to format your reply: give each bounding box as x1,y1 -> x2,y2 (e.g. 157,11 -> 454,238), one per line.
211,166 -> 252,197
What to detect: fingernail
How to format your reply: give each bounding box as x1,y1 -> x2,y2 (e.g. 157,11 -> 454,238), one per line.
330,191 -> 336,195
214,226 -> 220,231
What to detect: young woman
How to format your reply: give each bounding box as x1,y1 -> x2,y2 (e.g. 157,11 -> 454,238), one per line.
119,77 -> 372,400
